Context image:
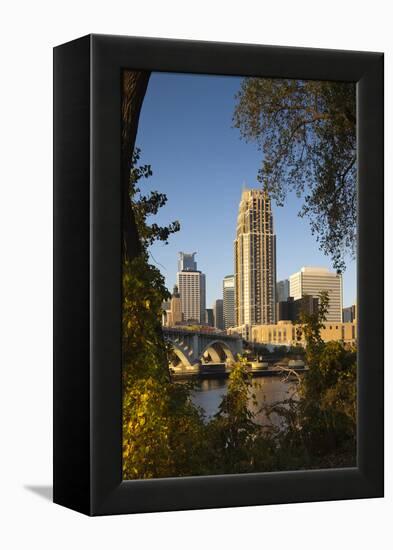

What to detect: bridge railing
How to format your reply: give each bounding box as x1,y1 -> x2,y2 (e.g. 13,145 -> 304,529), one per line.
162,326 -> 241,340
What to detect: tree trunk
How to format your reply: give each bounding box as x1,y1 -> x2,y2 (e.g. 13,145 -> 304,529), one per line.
122,70 -> 151,260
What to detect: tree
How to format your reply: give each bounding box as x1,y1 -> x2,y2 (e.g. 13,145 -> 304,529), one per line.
122,148 -> 180,385
298,290 -> 330,361
122,70 -> 151,260
284,291 -> 356,464
123,377 -> 207,479
207,359 -> 261,473
122,150 -> 191,480
233,79 -> 356,271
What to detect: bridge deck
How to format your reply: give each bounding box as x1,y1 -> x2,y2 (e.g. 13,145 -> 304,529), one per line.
163,327 -> 241,340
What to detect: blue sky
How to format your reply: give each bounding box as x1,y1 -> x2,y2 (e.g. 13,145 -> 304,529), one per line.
135,72 -> 356,308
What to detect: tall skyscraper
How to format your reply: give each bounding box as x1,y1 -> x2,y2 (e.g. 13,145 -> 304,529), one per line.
289,266 -> 343,322
177,252 -> 206,323
178,252 -> 197,272
223,275 -> 235,329
234,188 -> 276,326
213,299 -> 224,330
276,279 -> 290,303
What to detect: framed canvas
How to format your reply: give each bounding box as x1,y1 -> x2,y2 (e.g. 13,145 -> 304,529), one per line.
53,34 -> 384,516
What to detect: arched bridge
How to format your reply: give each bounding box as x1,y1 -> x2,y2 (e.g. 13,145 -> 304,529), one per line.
163,327 -> 243,369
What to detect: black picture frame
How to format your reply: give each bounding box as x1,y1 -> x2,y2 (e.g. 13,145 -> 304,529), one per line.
53,34 -> 384,516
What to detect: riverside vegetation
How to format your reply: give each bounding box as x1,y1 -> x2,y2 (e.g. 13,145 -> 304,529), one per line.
122,150 -> 357,480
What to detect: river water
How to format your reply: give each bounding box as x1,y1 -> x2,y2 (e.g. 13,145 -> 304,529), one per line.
190,376 -> 299,427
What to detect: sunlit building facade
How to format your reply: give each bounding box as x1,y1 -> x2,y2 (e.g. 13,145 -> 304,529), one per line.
177,252 -> 206,324
289,266 -> 343,323
251,320 -> 356,346
234,188 -> 276,327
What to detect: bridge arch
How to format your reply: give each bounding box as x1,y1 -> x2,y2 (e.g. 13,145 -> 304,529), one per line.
168,342 -> 193,369
200,340 -> 236,365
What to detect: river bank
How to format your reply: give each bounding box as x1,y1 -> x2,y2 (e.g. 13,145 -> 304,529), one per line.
171,363 -> 308,381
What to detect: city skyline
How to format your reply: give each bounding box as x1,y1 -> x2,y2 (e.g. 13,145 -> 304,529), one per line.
166,249 -> 349,327
153,197 -> 355,312
136,71 -> 356,308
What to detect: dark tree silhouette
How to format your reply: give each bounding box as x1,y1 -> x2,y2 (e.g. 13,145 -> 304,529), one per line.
122,70 -> 151,260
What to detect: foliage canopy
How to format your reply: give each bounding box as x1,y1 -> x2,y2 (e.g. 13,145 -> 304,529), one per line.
233,78 -> 356,271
